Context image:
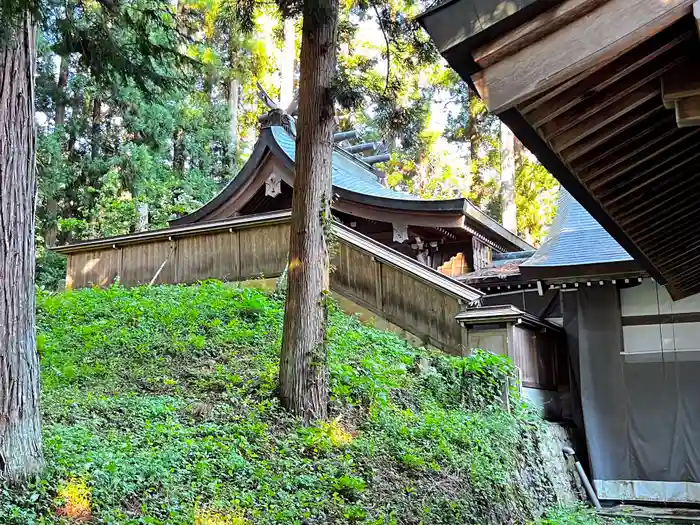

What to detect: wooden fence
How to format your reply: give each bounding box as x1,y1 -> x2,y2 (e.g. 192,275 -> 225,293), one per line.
56,211 -> 482,354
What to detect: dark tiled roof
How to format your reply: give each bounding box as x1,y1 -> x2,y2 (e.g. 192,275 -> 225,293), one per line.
271,126 -> 420,201
520,190 -> 633,269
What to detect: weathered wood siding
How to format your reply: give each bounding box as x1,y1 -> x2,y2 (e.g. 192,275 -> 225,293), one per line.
239,223 -> 289,279
176,231 -> 239,283
67,249 -> 121,289
64,221 -> 471,353
121,241 -> 175,286
331,243 -> 377,306
509,325 -> 557,390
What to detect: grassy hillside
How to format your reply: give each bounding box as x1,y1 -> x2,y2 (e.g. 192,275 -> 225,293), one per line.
0,282 -> 654,524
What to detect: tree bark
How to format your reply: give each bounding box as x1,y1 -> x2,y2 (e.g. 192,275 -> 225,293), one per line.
173,128 -> 185,174
0,9 -> 45,484
500,121 -> 517,233
279,17 -> 296,108
54,55 -> 68,128
91,95 -> 101,160
279,0 -> 339,424
45,54 -> 70,247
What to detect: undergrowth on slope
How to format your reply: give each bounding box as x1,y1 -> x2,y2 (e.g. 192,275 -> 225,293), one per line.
536,505 -> 673,525
4,281 -> 561,524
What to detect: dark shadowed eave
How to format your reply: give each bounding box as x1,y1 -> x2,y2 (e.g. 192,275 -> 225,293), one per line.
418,0 -> 700,298
455,304 -> 561,331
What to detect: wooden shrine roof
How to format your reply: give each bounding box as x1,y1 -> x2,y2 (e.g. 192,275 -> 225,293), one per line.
419,0 -> 700,298
170,125 -> 532,253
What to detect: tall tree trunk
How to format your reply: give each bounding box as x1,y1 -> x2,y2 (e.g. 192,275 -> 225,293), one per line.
91,95 -> 101,160
173,128 -> 185,174
279,17 -> 296,108
500,121 -> 517,233
228,77 -> 239,171
45,54 -> 70,247
279,0 -> 339,424
54,55 -> 68,128
0,9 -> 45,484
136,202 -> 149,232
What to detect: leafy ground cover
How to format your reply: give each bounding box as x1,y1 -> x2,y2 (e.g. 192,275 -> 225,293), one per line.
536,505 -> 673,525
0,282 -> 667,524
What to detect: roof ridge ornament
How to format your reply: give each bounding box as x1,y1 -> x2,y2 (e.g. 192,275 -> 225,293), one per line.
256,81 -> 297,137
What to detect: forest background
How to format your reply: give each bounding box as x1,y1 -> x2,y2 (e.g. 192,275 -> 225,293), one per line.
35,0 -> 560,289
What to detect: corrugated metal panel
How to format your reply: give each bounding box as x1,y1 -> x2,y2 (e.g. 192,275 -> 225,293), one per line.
176,231 -> 239,283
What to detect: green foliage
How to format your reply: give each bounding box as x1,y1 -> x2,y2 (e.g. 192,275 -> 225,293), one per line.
536,504 -> 673,525
3,282 -> 564,524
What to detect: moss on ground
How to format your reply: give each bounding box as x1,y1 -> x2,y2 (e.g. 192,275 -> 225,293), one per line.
0,282 -> 659,524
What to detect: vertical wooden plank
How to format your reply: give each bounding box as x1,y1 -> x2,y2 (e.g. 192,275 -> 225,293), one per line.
65,254 -> 75,290
239,223 -> 289,278
176,231 -> 240,283
120,241 -> 173,286
233,230 -> 241,281
374,260 -> 383,310
116,247 -> 123,284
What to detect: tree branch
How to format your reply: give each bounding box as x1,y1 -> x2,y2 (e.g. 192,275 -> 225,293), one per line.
372,2 -> 390,94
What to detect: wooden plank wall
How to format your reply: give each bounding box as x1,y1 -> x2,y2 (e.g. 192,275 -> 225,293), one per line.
509,325 -> 557,389
66,222 -> 468,353
330,242 -> 465,353
67,223 -> 290,289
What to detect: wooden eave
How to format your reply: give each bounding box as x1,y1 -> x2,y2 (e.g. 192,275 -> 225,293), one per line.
419,0 -> 700,299
170,127 -> 532,253
455,304 -> 562,331
50,210 -> 484,303
518,260 -> 647,282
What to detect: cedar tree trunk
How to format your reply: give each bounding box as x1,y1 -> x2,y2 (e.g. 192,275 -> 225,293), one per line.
45,54 -> 69,247
279,0 -> 339,423
0,9 -> 45,484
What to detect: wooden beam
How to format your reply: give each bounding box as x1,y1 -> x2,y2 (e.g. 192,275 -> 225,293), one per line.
676,94 -> 700,126
581,126 -> 689,184
473,0 -> 609,69
627,195 -> 699,236
661,61 -> 700,104
539,49 -> 686,139
525,29 -> 692,127
614,161 -> 700,221
560,101 -> 663,161
548,82 -> 660,152
472,0 -> 693,113
569,112 -> 676,172
653,236 -> 700,270
602,141 -> 700,204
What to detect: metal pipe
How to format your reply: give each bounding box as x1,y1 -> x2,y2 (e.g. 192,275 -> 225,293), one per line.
333,130 -> 358,142
363,153 -> 390,164
563,446 -> 602,510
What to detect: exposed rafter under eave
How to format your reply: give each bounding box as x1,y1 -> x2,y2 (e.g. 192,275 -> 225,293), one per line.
419,0 -> 700,299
